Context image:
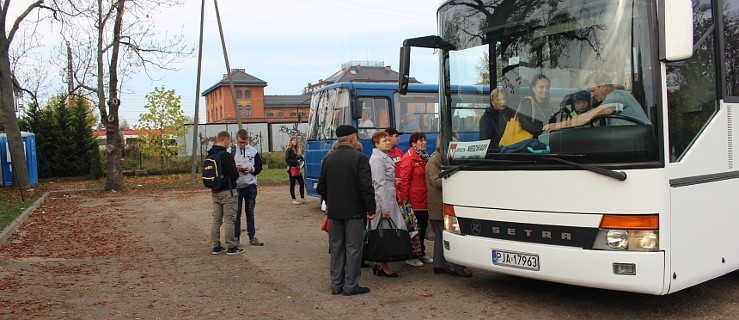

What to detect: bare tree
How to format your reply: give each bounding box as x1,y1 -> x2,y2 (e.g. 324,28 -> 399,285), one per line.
0,1 -> 58,189
60,0 -> 191,190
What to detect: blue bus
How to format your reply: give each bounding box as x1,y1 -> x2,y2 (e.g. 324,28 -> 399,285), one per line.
304,82 -> 487,197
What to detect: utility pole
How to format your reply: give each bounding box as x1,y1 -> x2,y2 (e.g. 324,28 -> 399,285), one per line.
190,0 -> 206,179
214,0 -> 243,129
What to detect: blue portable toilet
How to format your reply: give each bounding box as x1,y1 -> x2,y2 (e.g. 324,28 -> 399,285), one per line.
0,132 -> 39,187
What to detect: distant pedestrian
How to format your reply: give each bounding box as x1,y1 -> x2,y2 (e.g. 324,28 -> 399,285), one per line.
285,136 -> 307,205
317,125 -> 376,296
208,131 -> 245,255
233,129 -> 264,247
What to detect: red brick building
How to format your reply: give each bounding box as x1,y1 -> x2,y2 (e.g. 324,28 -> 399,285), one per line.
202,69 -> 310,124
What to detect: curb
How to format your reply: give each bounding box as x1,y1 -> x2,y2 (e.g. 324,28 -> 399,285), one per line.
0,192 -> 49,246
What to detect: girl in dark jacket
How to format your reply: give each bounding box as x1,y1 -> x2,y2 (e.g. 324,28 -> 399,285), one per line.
285,136 -> 306,204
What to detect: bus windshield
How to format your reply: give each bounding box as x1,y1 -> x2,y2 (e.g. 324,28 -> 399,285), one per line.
440,0 -> 661,165
306,87 -> 352,141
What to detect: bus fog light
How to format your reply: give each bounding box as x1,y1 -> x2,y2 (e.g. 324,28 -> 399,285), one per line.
606,230 -> 628,250
613,263 -> 636,275
444,215 -> 461,234
628,230 -> 659,251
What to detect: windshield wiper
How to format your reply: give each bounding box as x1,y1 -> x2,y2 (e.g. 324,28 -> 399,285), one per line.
438,159 -> 532,179
543,156 -> 627,181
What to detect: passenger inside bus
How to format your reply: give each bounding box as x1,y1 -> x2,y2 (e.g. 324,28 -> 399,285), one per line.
401,113 -> 421,133
543,73 -> 651,132
479,88 -> 516,148
358,111 -> 376,139
375,105 -> 389,128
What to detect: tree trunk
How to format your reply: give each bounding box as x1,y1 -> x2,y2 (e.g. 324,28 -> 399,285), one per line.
0,38 -> 30,188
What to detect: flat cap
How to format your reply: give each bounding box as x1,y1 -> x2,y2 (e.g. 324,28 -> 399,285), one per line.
335,125 -> 358,138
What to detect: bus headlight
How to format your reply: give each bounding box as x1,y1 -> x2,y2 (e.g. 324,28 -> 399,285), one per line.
592,215 -> 659,252
443,204 -> 461,234
629,230 -> 658,251
606,230 -> 629,250
444,215 -> 461,234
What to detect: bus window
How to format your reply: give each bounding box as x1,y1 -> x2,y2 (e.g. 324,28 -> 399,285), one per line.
451,92 -> 489,135
306,87 -> 352,141
725,0 -> 739,97
667,0 -> 719,161
357,98 -> 389,140
395,92 -> 438,133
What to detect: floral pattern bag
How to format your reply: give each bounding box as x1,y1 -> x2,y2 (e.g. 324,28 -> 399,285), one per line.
398,200 -> 422,257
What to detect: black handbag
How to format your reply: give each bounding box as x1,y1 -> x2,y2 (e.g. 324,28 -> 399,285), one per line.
363,218 -> 413,262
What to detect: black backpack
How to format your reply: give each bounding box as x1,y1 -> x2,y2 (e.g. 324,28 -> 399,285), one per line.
202,150 -> 230,190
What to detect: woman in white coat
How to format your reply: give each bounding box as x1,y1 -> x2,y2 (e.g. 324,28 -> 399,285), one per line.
368,131 -> 407,277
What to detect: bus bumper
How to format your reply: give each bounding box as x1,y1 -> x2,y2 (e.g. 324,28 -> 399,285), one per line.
443,232 -> 667,295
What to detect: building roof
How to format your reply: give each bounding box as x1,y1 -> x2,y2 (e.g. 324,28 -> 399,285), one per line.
305,61 -> 419,93
201,69 -> 268,96
264,94 -> 311,108
324,64 -> 400,84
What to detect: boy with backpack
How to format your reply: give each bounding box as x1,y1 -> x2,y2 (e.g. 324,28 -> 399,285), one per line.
204,131 -> 245,255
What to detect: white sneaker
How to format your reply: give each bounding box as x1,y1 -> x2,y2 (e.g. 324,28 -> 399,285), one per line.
292,199 -> 300,205
406,258 -> 424,267
419,255 -> 434,264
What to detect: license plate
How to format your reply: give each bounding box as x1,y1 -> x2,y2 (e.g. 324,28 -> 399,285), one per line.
492,249 -> 540,271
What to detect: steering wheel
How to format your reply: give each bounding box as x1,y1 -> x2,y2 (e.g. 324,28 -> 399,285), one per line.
589,114 -> 645,127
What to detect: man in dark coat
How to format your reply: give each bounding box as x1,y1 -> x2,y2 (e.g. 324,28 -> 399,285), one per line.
317,125 -> 377,296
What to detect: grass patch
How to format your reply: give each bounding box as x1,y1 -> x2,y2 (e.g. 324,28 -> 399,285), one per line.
0,188 -> 47,231
0,168 -> 291,232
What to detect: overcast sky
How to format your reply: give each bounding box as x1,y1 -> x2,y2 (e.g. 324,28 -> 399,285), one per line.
71,0 -> 442,125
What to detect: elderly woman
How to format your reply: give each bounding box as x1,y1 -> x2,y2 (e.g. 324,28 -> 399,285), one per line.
479,88 -> 512,147
367,131 -> 406,277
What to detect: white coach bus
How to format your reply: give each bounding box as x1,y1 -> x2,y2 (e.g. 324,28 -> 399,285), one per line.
398,0 -> 739,294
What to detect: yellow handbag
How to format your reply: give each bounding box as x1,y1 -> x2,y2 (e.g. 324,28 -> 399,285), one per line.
499,97 -> 535,147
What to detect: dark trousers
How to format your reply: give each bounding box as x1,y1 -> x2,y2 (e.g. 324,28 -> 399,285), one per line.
414,210 -> 428,257
289,173 -> 305,199
328,218 -> 364,293
235,184 -> 257,240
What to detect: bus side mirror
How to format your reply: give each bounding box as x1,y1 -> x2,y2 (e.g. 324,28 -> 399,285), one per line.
398,46 -> 411,95
352,98 -> 363,119
659,0 -> 693,61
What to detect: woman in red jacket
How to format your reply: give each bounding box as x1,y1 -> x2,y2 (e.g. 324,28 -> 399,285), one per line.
397,132 -> 433,267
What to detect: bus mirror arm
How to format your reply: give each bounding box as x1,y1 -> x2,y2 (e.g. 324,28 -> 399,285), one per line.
399,36 -> 456,95
543,156 -> 627,181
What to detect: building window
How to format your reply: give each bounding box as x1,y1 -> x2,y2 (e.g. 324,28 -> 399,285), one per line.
290,112 -> 297,117
235,89 -> 242,99
267,112 -> 274,117
246,105 -> 252,117
276,112 -> 284,117
245,90 -> 251,98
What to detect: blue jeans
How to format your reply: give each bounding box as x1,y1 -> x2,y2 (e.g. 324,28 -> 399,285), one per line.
235,184 -> 257,240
